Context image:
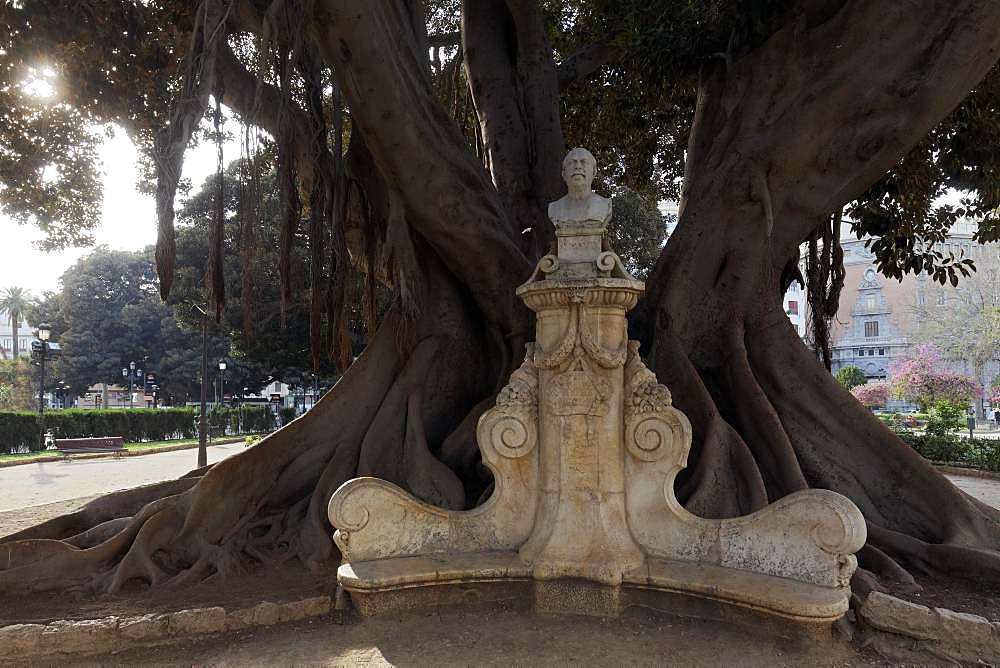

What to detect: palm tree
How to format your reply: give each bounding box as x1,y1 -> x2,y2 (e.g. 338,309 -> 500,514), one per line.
0,287 -> 33,358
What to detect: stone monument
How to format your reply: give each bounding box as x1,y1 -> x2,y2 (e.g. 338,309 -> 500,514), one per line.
328,148 -> 866,629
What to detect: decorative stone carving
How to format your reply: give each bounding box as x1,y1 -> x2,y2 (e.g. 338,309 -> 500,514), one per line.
328,148 -> 866,625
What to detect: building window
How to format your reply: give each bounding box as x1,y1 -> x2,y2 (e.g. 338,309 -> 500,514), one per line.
879,348 -> 885,356
864,321 -> 879,337
864,295 -> 877,311
786,300 -> 798,315
937,293 -> 945,306
857,349 -> 863,356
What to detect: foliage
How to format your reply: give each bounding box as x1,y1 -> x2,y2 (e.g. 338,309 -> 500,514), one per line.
897,431 -> 1000,472
199,405 -> 274,435
41,408 -> 195,443
925,400 -> 968,439
836,366 -> 868,392
605,189 -> 669,279
0,358 -> 37,411
851,380 -> 889,408
41,246 -> 268,404
888,343 -> 982,410
278,406 -> 296,426
1,408 -> 198,454
0,411 -> 43,453
911,253 -> 1000,385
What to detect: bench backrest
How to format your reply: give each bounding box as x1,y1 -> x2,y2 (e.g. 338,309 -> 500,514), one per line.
54,437 -> 126,450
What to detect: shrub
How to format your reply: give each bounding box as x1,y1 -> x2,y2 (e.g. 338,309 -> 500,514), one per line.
836,366 -> 868,391
925,401 -> 967,438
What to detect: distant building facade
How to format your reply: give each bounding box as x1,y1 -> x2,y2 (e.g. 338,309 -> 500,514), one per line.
829,221 -> 1000,407
0,316 -> 32,360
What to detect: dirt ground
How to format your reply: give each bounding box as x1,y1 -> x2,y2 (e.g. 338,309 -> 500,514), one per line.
61,606 -> 880,667
0,495 -> 98,537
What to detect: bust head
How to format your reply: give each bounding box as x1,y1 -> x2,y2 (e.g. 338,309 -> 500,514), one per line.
562,147 -> 596,193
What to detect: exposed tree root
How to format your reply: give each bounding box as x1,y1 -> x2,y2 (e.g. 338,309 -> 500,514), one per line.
0,259 -> 499,597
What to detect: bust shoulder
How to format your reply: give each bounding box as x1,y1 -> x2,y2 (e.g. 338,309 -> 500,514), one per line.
549,192 -> 612,225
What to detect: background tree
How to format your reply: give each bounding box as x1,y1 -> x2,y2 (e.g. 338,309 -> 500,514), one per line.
889,344 -> 983,411
48,247 -> 266,404
0,286 -> 33,359
835,365 -> 868,392
911,250 -> 1000,414
2,0 -> 1000,604
851,380 -> 889,410
0,358 -> 38,411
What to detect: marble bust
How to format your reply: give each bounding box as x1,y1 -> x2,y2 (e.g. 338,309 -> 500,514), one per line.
548,147 -> 612,232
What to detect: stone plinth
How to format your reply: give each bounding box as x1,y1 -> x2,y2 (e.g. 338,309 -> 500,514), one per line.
328,148 -> 866,628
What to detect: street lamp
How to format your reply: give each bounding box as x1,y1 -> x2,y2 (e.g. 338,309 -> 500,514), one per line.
36,323 -> 51,450
36,323 -> 50,416
241,386 -> 249,433
218,360 -> 227,409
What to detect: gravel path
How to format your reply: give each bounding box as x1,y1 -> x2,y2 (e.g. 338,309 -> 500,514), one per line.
1,465 -> 998,540
0,442 -> 243,513
946,474 -> 1000,509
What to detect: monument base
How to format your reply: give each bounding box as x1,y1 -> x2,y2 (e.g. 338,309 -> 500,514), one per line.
336,552 -> 850,637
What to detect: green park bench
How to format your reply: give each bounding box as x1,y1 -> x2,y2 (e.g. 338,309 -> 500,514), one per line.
54,437 -> 127,458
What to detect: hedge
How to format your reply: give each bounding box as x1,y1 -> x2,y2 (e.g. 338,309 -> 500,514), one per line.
897,431 -> 1000,472
201,405 -> 275,435
0,408 -> 195,455
0,412 -> 42,454
2,407 -> 277,455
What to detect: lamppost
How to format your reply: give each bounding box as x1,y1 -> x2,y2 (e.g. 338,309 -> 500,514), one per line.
121,361 -> 143,410
311,373 -> 318,411
241,386 -> 249,433
35,323 -> 50,450
218,360 -> 227,409
36,323 -> 51,416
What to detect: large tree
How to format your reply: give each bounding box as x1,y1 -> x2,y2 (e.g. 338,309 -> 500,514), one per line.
2,0 -> 1000,601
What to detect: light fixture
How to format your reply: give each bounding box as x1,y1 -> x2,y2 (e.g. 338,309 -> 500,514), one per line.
219,360 -> 227,371
37,323 -> 51,341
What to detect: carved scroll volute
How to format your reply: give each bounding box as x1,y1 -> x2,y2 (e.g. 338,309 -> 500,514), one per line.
477,345 -> 539,464
623,342 -> 691,469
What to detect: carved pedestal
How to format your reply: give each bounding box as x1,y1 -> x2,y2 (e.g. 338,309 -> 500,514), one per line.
328,162 -> 865,627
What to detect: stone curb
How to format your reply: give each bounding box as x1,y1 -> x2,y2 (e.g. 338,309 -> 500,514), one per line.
0,438 -> 245,469
859,591 -> 1000,663
0,595 -> 333,660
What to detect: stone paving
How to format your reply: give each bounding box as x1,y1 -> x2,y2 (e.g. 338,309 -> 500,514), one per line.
0,442 -> 243,513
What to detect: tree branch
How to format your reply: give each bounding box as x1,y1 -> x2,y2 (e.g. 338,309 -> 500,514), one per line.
556,42 -> 622,88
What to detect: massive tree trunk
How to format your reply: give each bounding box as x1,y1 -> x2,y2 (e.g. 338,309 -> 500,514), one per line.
4,0 -> 1000,599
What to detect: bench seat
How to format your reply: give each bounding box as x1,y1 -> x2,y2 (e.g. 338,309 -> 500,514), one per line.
54,437 -> 127,457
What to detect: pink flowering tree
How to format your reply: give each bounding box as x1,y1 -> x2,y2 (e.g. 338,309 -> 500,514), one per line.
852,380 -> 890,409
888,343 -> 983,410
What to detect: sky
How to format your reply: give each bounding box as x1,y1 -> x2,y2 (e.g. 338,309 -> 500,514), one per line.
0,124 -> 237,296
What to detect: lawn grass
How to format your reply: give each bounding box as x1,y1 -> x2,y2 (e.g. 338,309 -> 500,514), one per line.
0,435 -> 247,463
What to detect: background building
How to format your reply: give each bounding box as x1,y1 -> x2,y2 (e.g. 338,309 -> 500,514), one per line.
0,315 -> 32,359
828,220 -> 999,409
